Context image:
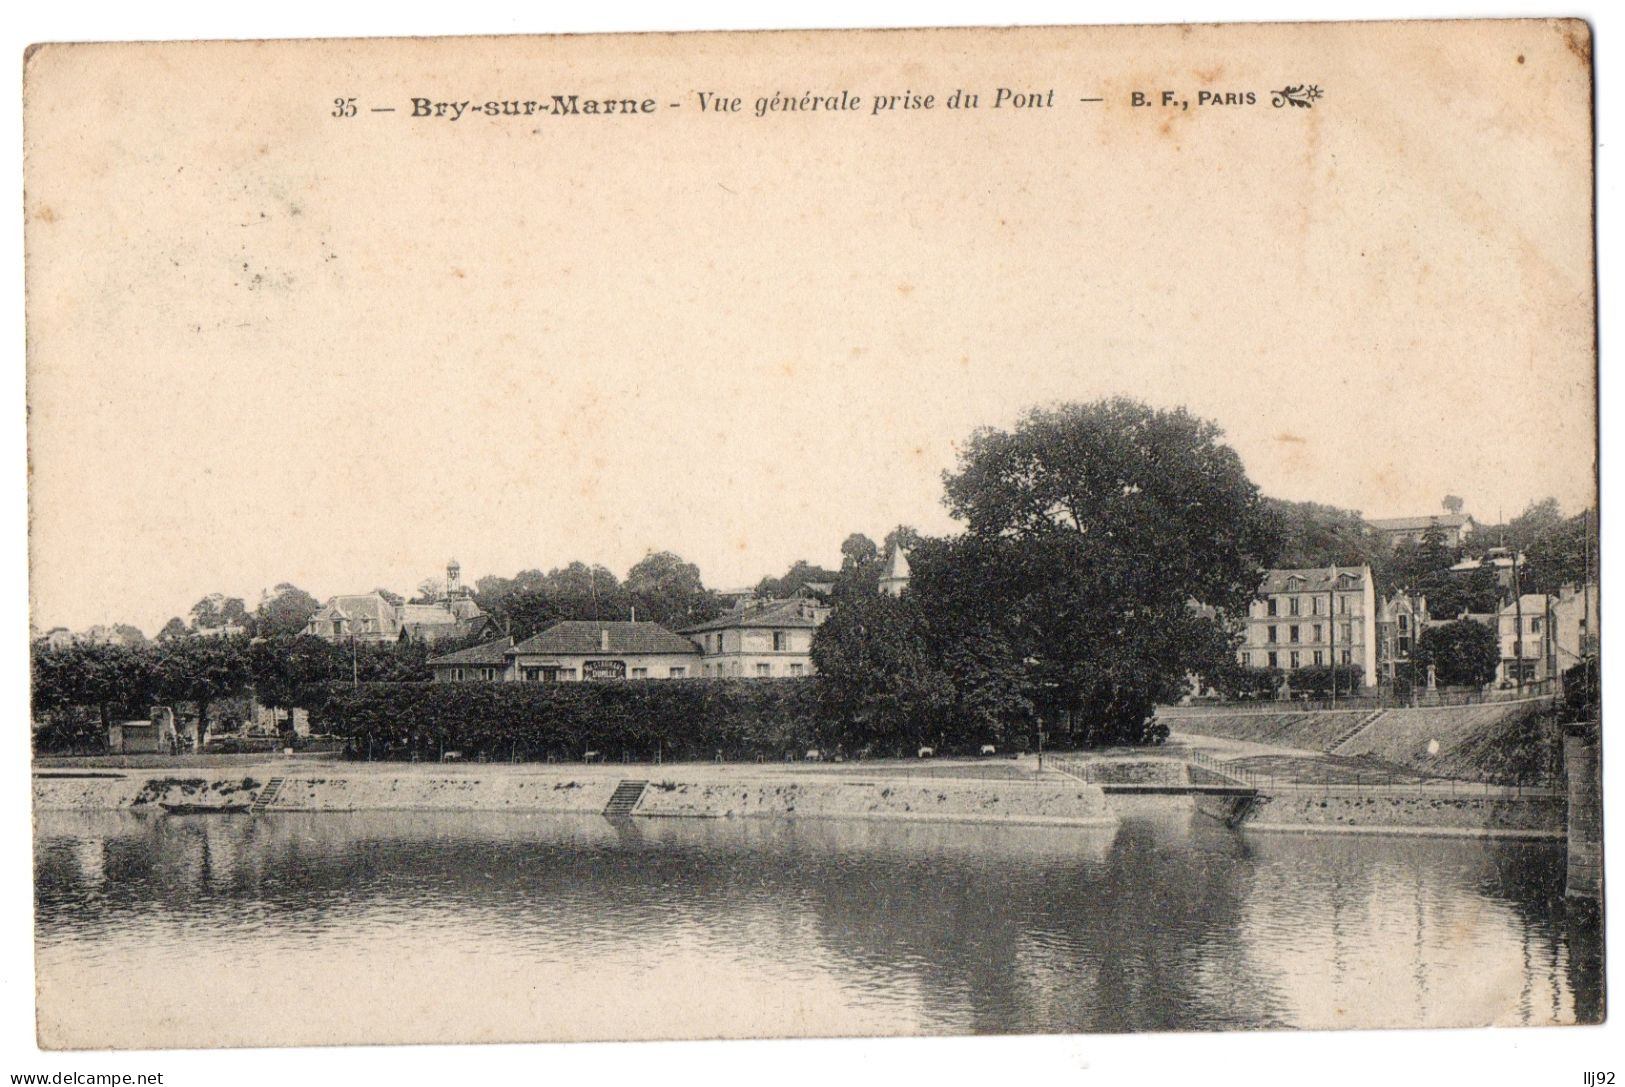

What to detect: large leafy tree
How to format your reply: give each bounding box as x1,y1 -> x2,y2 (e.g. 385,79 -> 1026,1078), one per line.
188,593 -> 249,632
1265,498 -> 1381,571
624,551 -> 720,626
755,559 -> 841,600
255,583 -> 322,638
31,641 -> 156,737
937,398 -> 1277,746
1416,619 -> 1498,687
249,634 -> 347,731
810,591 -> 954,755
1523,507 -> 1599,595
153,636 -> 252,750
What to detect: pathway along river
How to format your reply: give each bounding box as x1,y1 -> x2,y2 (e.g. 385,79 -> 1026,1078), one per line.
34,805 -> 1602,1048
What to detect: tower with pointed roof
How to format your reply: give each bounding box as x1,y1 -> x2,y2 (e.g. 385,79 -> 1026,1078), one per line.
879,545 -> 911,597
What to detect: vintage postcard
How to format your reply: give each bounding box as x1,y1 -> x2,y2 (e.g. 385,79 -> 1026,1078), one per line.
23,19 -> 1600,1052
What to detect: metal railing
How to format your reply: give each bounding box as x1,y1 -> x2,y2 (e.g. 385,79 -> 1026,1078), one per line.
1161,685 -> 1556,715
1181,748 -> 1562,798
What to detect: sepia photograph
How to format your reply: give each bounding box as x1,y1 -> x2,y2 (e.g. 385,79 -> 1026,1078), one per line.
10,6 -> 1612,1080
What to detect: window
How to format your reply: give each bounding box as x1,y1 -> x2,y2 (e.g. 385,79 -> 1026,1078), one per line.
1241,652 -> 1250,667
712,633 -> 723,653
1267,651 -> 1278,669
1313,650 -> 1324,666
1530,617 -> 1542,634
482,667 -> 496,681
772,631 -> 788,651
1341,622 -> 1353,644
1289,597 -> 1301,617
631,667 -> 648,679
1289,625 -> 1300,644
1338,595 -> 1349,615
1398,614 -> 1408,633
453,668 -> 464,681
755,663 -> 772,677
558,668 -> 577,681
1267,598 -> 1278,617
1289,651 -> 1300,669
1267,625 -> 1278,644
1313,596 -> 1324,616
789,663 -> 805,676
1341,649 -> 1351,665
1312,624 -> 1322,643
669,667 -> 686,678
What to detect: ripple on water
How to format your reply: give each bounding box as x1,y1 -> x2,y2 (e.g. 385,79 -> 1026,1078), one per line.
31,809 -> 1599,1047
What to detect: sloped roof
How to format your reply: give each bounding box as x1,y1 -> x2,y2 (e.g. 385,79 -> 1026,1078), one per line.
1257,566 -> 1371,595
1367,514 -> 1473,532
327,594 -> 395,626
881,546 -> 911,581
509,621 -> 700,656
682,597 -> 827,633
1498,594 -> 1551,617
398,603 -> 461,626
428,637 -> 514,666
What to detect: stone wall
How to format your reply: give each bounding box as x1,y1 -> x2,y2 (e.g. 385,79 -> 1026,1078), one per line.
1565,732 -> 1603,898
1212,789 -> 1565,837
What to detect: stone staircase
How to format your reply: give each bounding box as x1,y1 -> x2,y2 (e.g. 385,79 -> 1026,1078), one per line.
603,780 -> 648,817
250,776 -> 286,813
1330,711 -> 1388,755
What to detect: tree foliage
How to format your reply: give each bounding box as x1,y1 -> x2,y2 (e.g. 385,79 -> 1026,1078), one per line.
810,591 -> 954,754
932,399 -> 1275,745
1265,498 -> 1381,574
810,400 -> 1274,750
755,559 -> 841,601
311,679 -> 819,761
189,593 -> 249,632
1417,619 -> 1498,688
623,551 -> 722,627
255,583 -> 321,638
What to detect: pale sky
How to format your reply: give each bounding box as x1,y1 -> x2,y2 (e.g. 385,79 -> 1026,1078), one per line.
24,22 -> 1596,634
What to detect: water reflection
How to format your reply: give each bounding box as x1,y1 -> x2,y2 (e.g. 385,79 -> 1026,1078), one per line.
33,809 -> 1601,1048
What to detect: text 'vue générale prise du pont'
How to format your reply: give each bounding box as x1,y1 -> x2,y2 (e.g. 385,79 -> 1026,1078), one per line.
400,87 -> 1064,121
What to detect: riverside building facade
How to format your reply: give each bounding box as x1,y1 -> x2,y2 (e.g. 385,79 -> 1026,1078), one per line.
681,597 -> 830,678
428,621 -> 701,682
1237,565 -> 1380,689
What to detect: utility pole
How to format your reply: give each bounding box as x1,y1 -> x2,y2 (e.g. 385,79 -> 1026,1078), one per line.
1513,551 -> 1524,695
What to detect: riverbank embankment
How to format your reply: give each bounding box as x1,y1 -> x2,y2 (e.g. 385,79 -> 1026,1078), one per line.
1194,788 -> 1565,839
32,763 -> 1115,826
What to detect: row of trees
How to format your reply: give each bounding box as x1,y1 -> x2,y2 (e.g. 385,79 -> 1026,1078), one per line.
29,632 -> 489,753
110,548 -> 857,650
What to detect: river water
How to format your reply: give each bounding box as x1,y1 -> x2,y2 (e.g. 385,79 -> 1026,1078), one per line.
34,807 -> 1603,1048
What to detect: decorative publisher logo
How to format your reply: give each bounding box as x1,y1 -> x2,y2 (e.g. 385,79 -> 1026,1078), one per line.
1271,85 -> 1324,108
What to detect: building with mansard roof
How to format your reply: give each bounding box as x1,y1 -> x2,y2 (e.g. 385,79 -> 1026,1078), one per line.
303,559 -> 493,645
682,596 -> 829,678
1236,565 -> 1379,689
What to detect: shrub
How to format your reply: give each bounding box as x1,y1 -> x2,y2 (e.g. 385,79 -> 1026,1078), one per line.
309,678 -> 821,761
